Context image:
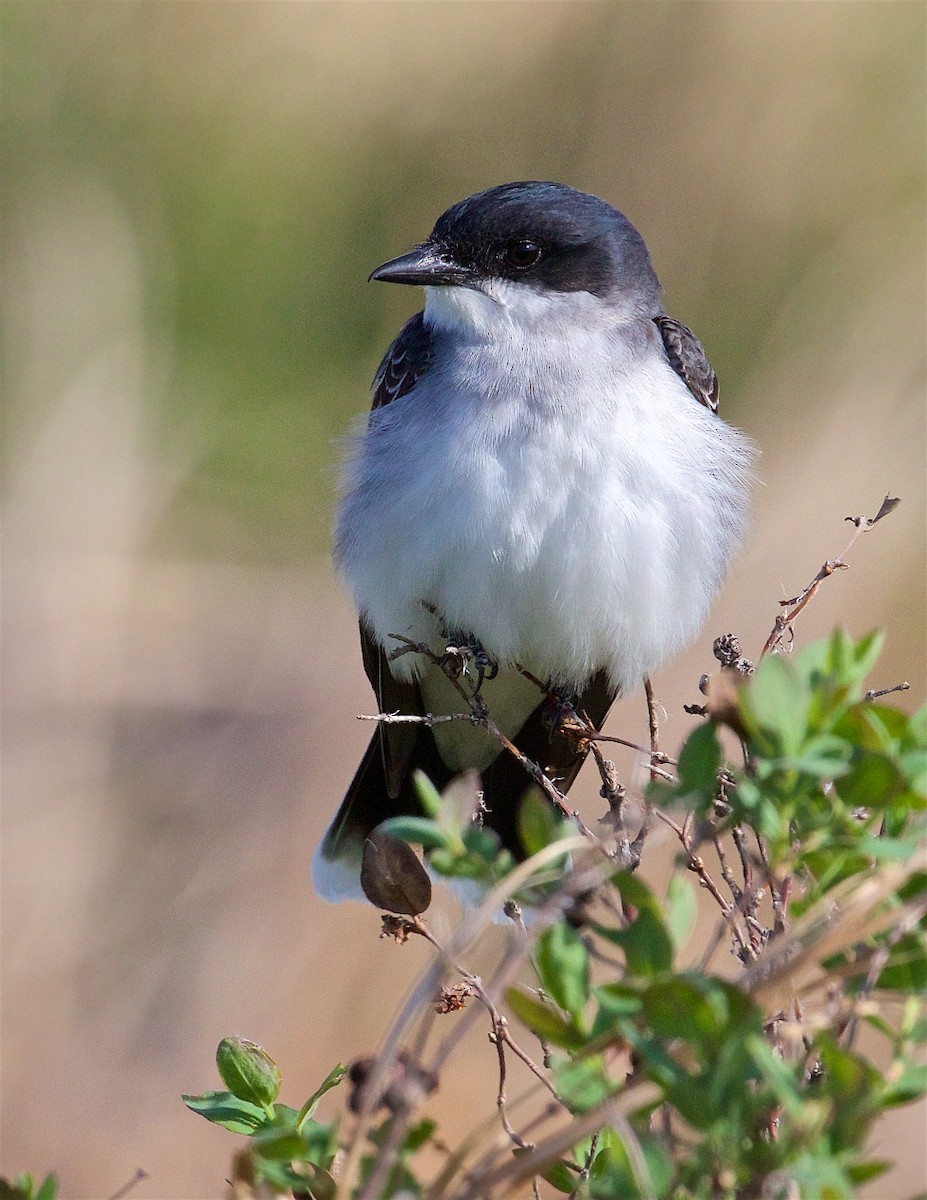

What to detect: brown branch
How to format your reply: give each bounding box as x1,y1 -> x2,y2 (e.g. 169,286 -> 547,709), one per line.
760,493 -> 900,658
643,675 -> 662,782
105,1171 -> 149,1200
652,808 -> 753,959
865,681 -> 910,702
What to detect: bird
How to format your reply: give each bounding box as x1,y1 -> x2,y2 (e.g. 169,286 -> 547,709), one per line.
313,181 -> 755,902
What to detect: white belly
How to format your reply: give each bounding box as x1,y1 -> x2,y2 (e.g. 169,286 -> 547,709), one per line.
335,330 -> 753,691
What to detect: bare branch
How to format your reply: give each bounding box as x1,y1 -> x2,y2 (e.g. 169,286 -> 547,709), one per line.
760,493 -> 901,658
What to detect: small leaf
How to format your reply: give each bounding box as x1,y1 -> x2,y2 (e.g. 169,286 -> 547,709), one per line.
216,1037 -> 281,1108
412,769 -> 443,818
591,982 -> 642,1040
33,1180 -> 58,1200
602,875 -> 673,977
0,1181 -> 29,1200
875,930 -> 927,993
835,750 -> 908,810
296,1062 -> 348,1130
664,875 -> 697,953
182,1089 -> 268,1133
541,1160 -> 578,1193
505,987 -> 585,1050
518,789 -> 568,856
378,815 -> 453,850
553,1054 -> 612,1113
743,653 -> 811,756
534,922 -> 590,1018
610,909 -> 673,978
403,1117 -> 437,1152
360,830 -> 432,915
845,1160 -> 891,1185
676,722 -> 722,802
301,1163 -> 338,1199
254,1130 -> 310,1159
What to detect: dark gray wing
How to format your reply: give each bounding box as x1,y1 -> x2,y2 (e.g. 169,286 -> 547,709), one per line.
371,311 -> 432,412
654,315 -> 719,413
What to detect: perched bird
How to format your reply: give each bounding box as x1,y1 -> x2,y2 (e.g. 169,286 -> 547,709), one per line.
313,181 -> 755,901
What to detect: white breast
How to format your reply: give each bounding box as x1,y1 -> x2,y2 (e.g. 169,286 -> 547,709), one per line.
335,288 -> 755,692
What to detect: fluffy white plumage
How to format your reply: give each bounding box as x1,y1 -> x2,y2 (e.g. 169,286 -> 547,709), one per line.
335,280 -> 755,696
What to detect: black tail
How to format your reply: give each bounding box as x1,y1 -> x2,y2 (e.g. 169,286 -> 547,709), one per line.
312,667 -> 616,903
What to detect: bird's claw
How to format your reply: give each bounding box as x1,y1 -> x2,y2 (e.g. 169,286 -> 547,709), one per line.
441,637 -> 499,692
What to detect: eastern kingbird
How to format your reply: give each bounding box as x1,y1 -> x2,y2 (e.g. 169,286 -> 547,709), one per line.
313,181 -> 755,902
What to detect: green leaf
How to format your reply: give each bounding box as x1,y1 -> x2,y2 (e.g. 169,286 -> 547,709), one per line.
297,1062 -> 348,1130
743,653 -> 811,756
882,1062 -> 927,1106
518,789 -> 570,856
676,721 -> 722,803
591,982 -> 642,1040
412,769 -> 443,819
182,1089 -> 268,1133
801,628 -> 885,696
642,976 -> 762,1050
461,824 -> 503,861
505,986 -> 585,1050
301,1163 -> 338,1199
378,815 -> 453,850
589,1135 -> 672,1200
610,908 -> 674,978
553,1054 -> 612,1112
600,875 -> 674,977
541,1160 -> 578,1193
0,1179 -> 58,1200
254,1130 -> 311,1159
664,875 -> 697,953
785,734 -> 853,778
835,749 -> 908,810
875,930 -> 927,992
0,1181 -> 29,1200
744,1033 -> 804,1116
400,1117 -> 436,1153
845,1160 -> 891,1185
534,922 -> 590,1018
216,1037 -> 281,1109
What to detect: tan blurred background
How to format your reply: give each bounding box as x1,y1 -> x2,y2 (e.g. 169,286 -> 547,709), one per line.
2,2 -> 925,1197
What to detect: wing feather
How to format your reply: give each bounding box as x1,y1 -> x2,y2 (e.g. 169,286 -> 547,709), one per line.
654,315 -> 719,412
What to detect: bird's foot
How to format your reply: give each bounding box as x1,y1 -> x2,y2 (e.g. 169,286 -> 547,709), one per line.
542,691 -> 587,742
441,635 -> 499,693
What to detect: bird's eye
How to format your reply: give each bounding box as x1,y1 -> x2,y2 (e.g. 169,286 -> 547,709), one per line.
504,239 -> 542,269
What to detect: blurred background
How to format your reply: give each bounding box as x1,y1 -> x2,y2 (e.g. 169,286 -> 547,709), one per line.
2,2 -> 924,1196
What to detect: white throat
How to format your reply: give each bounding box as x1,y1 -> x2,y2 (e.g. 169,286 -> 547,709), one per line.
424,281 -> 624,339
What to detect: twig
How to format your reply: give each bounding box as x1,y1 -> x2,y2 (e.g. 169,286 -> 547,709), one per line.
760,494 -> 900,658
588,731 -> 676,768
756,835 -> 790,937
643,676 -> 662,783
865,681 -> 910,702
384,637 -> 602,841
568,1130 -> 600,1200
652,808 -> 753,959
488,1011 -> 532,1149
105,1171 -> 149,1200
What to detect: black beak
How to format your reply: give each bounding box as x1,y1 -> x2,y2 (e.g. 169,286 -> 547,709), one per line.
369,244 -> 475,287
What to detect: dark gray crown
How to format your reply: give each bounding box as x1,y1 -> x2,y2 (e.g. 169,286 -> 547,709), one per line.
428,181 -> 660,302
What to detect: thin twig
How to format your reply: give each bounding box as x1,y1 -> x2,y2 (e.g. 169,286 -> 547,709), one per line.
652,808 -> 752,958
105,1171 -> 149,1200
760,494 -> 900,658
865,681 -> 910,702
643,675 -> 662,783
